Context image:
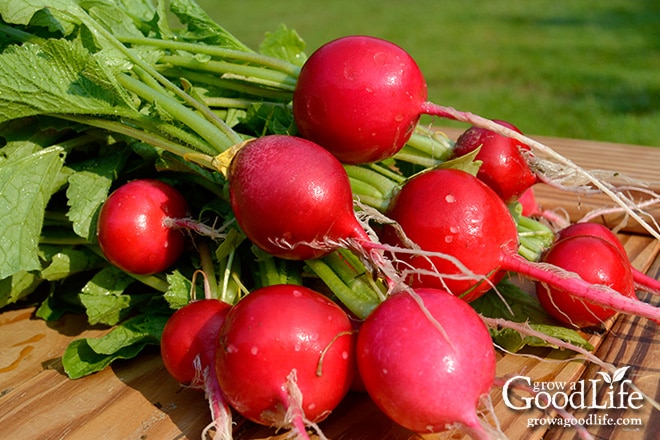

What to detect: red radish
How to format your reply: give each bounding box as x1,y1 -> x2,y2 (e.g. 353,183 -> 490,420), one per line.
293,36 -> 426,164
535,234 -> 636,328
97,179 -> 188,275
227,134 -> 372,260
161,299 -> 230,386
452,120 -> 537,204
381,168 -> 660,323
160,298 -> 232,439
556,222 -> 660,296
381,168 -> 518,302
518,187 -> 540,217
357,287 -> 497,438
215,284 -> 355,436
293,35 -> 659,242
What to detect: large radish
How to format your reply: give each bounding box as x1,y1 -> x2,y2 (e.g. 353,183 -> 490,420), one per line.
215,284 -> 355,438
227,134 -> 372,260
357,287 -> 498,439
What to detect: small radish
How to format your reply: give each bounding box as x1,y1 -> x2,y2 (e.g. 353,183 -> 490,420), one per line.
215,284 -> 355,437
556,222 -> 660,296
97,179 -> 189,275
293,35 -> 657,242
160,298 -> 232,439
161,299 -> 230,386
535,234 -> 636,328
357,287 -> 497,438
227,134 -> 372,260
381,168 -> 660,323
452,120 -> 537,204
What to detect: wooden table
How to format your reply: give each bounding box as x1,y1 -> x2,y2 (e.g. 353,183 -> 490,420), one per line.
1,131 -> 659,440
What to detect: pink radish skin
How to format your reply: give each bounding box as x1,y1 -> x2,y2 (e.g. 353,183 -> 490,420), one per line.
357,288 -> 497,438
293,36 -> 426,164
556,222 -> 660,296
215,284 -> 356,434
228,135 -> 372,260
536,235 -> 637,328
382,168 -> 660,323
452,120 -> 537,204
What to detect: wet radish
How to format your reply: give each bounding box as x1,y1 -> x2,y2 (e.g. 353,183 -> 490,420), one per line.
452,120 -> 537,204
161,299 -> 230,386
556,222 -> 660,296
227,134 -> 373,261
215,284 -> 355,437
535,234 -> 636,328
357,287 -> 497,438
293,36 -> 426,164
97,179 -> 189,275
381,168 -> 660,323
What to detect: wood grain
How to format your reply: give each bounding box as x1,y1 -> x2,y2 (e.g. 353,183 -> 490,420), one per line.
1,133 -> 659,440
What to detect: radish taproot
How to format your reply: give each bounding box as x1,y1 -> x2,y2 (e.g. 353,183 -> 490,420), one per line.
535,234 -> 636,328
215,284 -> 356,437
381,168 -> 660,323
160,298 -> 232,439
357,287 -> 498,439
452,120 -> 537,204
227,134 -> 372,260
293,35 -> 658,241
97,179 -> 189,275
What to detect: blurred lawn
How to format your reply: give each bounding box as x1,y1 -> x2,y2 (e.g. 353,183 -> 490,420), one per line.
197,0 -> 660,146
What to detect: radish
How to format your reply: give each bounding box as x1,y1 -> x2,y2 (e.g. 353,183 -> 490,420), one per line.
556,222 -> 660,296
293,35 -> 659,242
381,168 -> 516,302
293,35 -> 426,164
227,134 -> 372,260
97,179 -> 189,275
161,299 -> 230,386
357,287 -> 498,439
215,284 -> 355,437
160,298 -> 232,439
381,168 -> 660,323
452,120 -> 537,204
535,234 -> 636,328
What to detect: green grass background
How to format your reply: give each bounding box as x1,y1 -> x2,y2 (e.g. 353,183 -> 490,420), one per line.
196,0 -> 660,146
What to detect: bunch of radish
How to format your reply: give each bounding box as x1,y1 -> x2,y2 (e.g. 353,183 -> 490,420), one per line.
92,34 -> 660,440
